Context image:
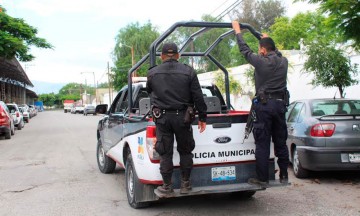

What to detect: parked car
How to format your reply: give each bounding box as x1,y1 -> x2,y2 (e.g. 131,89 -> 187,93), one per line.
83,105 -> 96,116
71,105 -> 84,114
6,103 -> 24,130
29,105 -> 38,117
0,101 -> 15,139
19,106 -> 30,123
286,98 -> 360,178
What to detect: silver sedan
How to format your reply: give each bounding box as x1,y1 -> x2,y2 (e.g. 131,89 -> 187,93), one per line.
285,98 -> 360,178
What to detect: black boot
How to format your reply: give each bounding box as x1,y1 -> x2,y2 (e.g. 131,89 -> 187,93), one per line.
279,170 -> 288,184
180,170 -> 192,194
180,179 -> 192,194
157,175 -> 174,195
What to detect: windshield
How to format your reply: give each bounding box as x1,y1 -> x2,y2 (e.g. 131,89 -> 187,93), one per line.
310,100 -> 360,116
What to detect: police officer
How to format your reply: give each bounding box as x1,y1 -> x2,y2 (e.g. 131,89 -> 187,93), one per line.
147,42 -> 207,195
232,21 -> 290,186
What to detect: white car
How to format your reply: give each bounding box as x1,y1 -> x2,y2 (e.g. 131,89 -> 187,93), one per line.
6,103 -> 24,130
19,106 -> 30,123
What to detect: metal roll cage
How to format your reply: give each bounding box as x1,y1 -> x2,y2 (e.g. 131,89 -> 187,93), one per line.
127,22 -> 261,114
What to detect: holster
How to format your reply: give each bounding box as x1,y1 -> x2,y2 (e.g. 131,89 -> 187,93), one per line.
184,106 -> 195,124
258,90 -> 267,104
152,106 -> 161,122
284,89 -> 290,107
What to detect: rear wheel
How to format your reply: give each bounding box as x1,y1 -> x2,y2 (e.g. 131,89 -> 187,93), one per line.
5,130 -> 11,139
96,139 -> 116,174
125,153 -> 150,208
17,120 -> 23,130
10,122 -> 15,135
292,147 -> 309,178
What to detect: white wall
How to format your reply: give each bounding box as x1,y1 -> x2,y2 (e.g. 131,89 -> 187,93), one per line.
198,51 -> 360,111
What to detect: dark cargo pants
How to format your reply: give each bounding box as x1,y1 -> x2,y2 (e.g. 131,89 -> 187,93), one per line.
253,99 -> 289,182
154,111 -> 195,184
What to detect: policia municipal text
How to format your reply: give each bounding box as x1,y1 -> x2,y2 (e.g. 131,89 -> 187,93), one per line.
232,21 -> 290,187
147,43 -> 207,196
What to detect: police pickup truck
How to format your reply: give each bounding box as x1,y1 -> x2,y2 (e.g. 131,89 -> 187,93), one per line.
95,22 -> 287,208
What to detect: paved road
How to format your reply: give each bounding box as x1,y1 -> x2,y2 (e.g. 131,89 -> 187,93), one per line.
0,110 -> 359,216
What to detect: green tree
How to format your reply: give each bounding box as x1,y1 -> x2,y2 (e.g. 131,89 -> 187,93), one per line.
112,22 -> 160,90
303,41 -> 359,98
229,32 -> 259,67
214,70 -> 242,96
270,12 -> 332,50
298,0 -> 360,50
0,6 -> 53,61
38,93 -> 59,107
57,83 -> 94,101
170,15 -> 232,73
231,0 -> 285,31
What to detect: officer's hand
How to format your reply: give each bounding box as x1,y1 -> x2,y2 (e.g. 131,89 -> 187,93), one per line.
261,33 -> 269,38
232,21 -> 241,34
198,121 -> 206,133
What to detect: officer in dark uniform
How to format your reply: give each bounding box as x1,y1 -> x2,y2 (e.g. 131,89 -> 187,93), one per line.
232,21 -> 290,186
147,42 -> 207,195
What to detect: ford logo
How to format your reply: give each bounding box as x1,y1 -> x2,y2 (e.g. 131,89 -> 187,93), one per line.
214,136 -> 231,144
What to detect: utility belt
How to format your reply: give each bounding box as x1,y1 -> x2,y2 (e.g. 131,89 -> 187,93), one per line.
256,89 -> 290,106
152,106 -> 195,124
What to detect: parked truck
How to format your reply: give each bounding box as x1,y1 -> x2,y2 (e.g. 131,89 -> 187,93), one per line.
34,101 -> 44,112
95,22 -> 288,208
63,100 -> 74,113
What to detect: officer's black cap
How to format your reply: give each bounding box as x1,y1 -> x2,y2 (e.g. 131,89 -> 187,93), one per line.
162,42 -> 178,55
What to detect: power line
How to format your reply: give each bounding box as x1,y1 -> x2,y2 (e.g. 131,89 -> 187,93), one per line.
210,0 -> 231,16
215,0 -> 243,21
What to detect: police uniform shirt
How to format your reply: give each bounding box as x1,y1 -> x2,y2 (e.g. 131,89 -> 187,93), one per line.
235,34 -> 288,94
147,59 -> 207,122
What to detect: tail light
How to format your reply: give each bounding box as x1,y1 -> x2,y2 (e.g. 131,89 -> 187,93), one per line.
16,112 -> 20,117
146,125 -> 160,163
310,123 -> 336,137
0,107 -> 6,118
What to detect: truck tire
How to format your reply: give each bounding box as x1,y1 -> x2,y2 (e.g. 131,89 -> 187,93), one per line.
292,147 -> 309,178
97,139 -> 116,174
64,110 -> 67,113
125,153 -> 150,209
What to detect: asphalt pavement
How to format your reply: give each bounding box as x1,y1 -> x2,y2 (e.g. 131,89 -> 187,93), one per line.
0,110 -> 359,216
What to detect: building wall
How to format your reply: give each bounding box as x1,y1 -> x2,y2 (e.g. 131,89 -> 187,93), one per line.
198,51 -> 360,111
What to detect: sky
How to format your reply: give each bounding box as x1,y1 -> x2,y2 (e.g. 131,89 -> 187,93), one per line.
1,0 -> 317,93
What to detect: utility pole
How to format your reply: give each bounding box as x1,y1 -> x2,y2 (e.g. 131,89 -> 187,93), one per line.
107,62 -> 112,105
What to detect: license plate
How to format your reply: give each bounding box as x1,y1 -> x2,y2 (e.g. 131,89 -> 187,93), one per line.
211,166 -> 236,181
349,153 -> 360,163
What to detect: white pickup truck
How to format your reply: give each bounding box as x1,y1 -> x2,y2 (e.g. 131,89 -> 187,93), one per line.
95,21 -> 287,208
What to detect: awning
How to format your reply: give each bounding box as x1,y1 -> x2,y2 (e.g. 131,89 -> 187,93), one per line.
0,57 -> 34,87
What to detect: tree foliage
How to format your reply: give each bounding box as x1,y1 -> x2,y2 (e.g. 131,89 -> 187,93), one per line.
214,71 -> 242,96
112,22 -> 159,90
270,12 -> 333,50
298,0 -> 360,50
57,83 -> 94,101
38,93 -> 59,107
168,15 -> 232,73
0,6 -> 53,61
231,0 -> 285,31
303,41 -> 359,98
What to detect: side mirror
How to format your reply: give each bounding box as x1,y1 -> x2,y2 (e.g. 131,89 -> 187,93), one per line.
96,104 -> 108,114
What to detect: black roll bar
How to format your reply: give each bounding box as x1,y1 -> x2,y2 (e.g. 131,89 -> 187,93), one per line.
127,22 -> 261,114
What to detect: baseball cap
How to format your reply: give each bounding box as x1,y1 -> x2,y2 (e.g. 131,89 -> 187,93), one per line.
162,42 -> 178,55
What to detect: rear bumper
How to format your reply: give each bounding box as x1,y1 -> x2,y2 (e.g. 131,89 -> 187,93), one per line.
297,146 -> 360,171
